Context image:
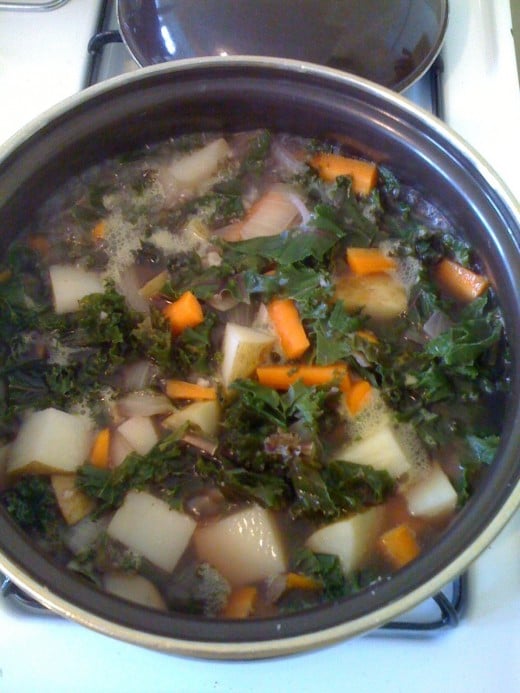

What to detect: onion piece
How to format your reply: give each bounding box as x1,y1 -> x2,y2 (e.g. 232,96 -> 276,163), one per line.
271,140 -> 306,176
138,270 -> 168,299
121,361 -> 158,392
116,390 -> 173,418
116,266 -> 150,314
285,191 -> 311,225
423,310 -> 453,339
207,290 -> 240,312
239,188 -> 302,240
182,433 -> 218,456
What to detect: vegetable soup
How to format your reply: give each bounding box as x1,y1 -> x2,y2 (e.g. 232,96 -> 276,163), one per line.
0,130 -> 508,618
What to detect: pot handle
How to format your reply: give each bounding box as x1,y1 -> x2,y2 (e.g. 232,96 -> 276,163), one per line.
1,572 -> 52,615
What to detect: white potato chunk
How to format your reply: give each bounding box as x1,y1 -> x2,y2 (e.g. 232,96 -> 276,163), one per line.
306,507 -> 384,575
167,138 -> 230,188
404,463 -> 458,518
117,416 -> 159,456
103,573 -> 167,611
221,322 -> 275,388
51,474 -> 95,526
107,490 -> 196,572
335,422 -> 413,479
49,264 -> 104,314
7,408 -> 92,475
194,505 -> 287,586
335,272 -> 407,320
163,401 -> 220,438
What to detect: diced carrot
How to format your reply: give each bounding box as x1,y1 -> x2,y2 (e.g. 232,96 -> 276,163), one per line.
378,523 -> 420,569
345,379 -> 373,416
256,364 -> 349,390
285,572 -> 322,591
27,235 -> 50,255
434,258 -> 489,302
346,247 -> 396,275
309,153 -> 378,195
163,291 -> 204,335
267,298 -> 310,360
89,428 -> 111,468
355,329 -> 379,344
222,586 -> 258,619
91,220 -> 106,241
165,380 -> 217,401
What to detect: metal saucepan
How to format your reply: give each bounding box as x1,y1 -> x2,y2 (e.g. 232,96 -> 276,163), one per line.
116,0 -> 448,91
0,57 -> 518,658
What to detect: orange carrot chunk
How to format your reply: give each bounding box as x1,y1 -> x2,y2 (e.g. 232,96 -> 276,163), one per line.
345,379 -> 373,416
163,291 -> 204,335
89,428 -> 111,469
346,247 -> 396,275
285,573 -> 322,592
378,524 -> 420,569
268,298 -> 310,360
435,258 -> 489,302
256,364 -> 349,390
91,220 -> 106,241
165,380 -> 217,401
309,153 -> 378,195
222,586 -> 258,619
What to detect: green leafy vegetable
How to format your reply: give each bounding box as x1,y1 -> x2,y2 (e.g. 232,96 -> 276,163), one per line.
3,476 -> 61,535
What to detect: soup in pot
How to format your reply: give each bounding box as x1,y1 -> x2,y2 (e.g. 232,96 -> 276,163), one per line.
0,130 -> 508,618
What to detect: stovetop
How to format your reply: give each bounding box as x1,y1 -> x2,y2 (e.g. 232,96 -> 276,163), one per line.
0,0 -> 519,690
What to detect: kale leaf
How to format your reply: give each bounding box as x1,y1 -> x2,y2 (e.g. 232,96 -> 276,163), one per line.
3,476 -> 61,535
76,430 -> 202,512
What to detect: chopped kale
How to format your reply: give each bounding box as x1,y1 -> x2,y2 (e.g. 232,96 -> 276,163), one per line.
3,476 -> 61,535
76,430 -> 201,513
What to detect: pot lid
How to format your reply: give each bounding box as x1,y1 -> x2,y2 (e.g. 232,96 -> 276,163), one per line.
117,0 -> 448,92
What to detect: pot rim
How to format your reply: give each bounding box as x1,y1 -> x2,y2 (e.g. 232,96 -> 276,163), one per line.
0,56 -> 519,658
1,55 -> 518,211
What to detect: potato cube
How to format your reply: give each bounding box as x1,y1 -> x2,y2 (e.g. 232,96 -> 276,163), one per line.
194,505 -> 287,586
7,408 -> 92,475
404,463 -> 458,518
51,474 -> 95,525
117,416 -> 159,456
335,272 -> 407,320
305,507 -> 384,575
107,490 -> 196,572
49,264 -> 103,314
163,400 -> 220,438
103,573 -> 167,611
221,323 -> 275,389
335,422 -> 412,479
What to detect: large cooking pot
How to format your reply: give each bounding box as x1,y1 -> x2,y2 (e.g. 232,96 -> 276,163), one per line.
0,58 -> 519,659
